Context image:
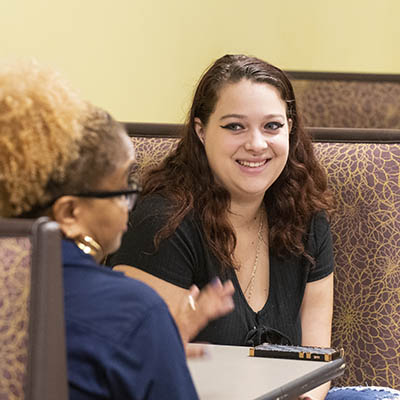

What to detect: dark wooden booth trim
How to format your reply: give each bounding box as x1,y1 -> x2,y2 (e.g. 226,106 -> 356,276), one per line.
124,122 -> 183,138
308,127 -> 400,143
285,71 -> 400,83
123,122 -> 400,144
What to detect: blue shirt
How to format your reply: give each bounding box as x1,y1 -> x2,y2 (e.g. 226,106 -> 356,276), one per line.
63,239 -> 198,400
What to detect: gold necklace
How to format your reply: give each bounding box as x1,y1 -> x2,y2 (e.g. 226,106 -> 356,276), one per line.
244,209 -> 264,302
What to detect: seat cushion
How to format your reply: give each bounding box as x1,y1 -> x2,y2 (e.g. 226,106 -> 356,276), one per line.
314,141 -> 400,388
0,237 -> 31,399
292,79 -> 400,129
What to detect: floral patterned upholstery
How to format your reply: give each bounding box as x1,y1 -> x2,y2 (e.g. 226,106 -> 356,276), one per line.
314,142 -> 400,388
131,134 -> 400,389
0,218 -> 68,400
0,237 -> 31,400
131,136 -> 178,182
292,79 -> 400,129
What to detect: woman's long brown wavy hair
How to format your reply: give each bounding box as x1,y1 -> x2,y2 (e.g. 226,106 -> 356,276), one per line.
142,54 -> 334,270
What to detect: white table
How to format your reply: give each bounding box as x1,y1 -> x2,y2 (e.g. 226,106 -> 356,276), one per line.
188,344 -> 345,400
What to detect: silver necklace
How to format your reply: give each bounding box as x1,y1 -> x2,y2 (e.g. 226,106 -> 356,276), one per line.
244,209 -> 264,302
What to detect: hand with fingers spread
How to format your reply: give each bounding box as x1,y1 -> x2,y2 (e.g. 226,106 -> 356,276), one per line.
174,278 -> 234,356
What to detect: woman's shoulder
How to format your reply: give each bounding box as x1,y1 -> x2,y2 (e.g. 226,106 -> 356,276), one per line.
136,193 -> 171,212
129,193 -> 172,226
309,210 -> 330,237
65,260 -> 169,332
305,210 -> 333,274
64,247 -> 164,311
133,192 -> 198,228
109,271 -> 168,314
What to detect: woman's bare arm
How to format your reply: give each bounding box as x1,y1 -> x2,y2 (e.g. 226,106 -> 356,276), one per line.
299,272 -> 334,400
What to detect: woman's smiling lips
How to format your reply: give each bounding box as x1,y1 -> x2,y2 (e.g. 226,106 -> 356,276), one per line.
236,158 -> 270,168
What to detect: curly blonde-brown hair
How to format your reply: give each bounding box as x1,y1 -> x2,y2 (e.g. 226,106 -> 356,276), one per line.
0,59 -> 88,217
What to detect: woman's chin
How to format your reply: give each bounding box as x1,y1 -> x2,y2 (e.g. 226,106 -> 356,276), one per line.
106,237 -> 123,257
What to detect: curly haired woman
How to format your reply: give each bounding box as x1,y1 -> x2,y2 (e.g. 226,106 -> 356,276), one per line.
0,60 -> 234,400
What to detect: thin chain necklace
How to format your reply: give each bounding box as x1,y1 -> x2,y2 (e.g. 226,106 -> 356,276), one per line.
244,209 -> 264,302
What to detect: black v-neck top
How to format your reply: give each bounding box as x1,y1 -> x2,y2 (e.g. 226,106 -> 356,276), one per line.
110,195 -> 334,347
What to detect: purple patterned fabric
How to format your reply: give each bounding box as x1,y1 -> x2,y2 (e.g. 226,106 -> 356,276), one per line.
0,237 -> 31,399
314,142 -> 400,388
292,80 -> 400,128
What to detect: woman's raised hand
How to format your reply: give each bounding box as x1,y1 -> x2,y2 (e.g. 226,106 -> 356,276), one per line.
174,278 -> 234,357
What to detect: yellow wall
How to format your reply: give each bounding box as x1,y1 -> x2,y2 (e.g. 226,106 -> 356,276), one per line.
0,0 -> 398,122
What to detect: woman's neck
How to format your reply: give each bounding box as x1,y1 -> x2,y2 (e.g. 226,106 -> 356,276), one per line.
228,198 -> 265,230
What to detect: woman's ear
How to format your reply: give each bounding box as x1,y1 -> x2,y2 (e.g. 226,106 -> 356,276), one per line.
52,196 -> 82,238
194,117 -> 205,144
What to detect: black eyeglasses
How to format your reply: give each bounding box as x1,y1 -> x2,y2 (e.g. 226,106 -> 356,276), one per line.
73,181 -> 142,211
20,181 -> 142,219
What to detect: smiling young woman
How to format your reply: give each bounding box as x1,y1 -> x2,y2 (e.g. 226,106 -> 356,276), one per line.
109,54 -> 334,399
110,54 -> 400,400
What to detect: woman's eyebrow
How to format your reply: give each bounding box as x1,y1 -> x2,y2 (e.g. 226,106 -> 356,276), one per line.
220,113 -> 246,120
265,113 -> 285,119
220,113 -> 285,121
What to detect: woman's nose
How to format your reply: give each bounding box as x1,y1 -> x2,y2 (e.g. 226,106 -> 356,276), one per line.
244,130 -> 268,152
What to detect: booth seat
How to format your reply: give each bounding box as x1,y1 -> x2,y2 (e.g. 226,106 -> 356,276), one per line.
287,71 -> 400,129
0,217 -> 68,400
125,123 -> 400,389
